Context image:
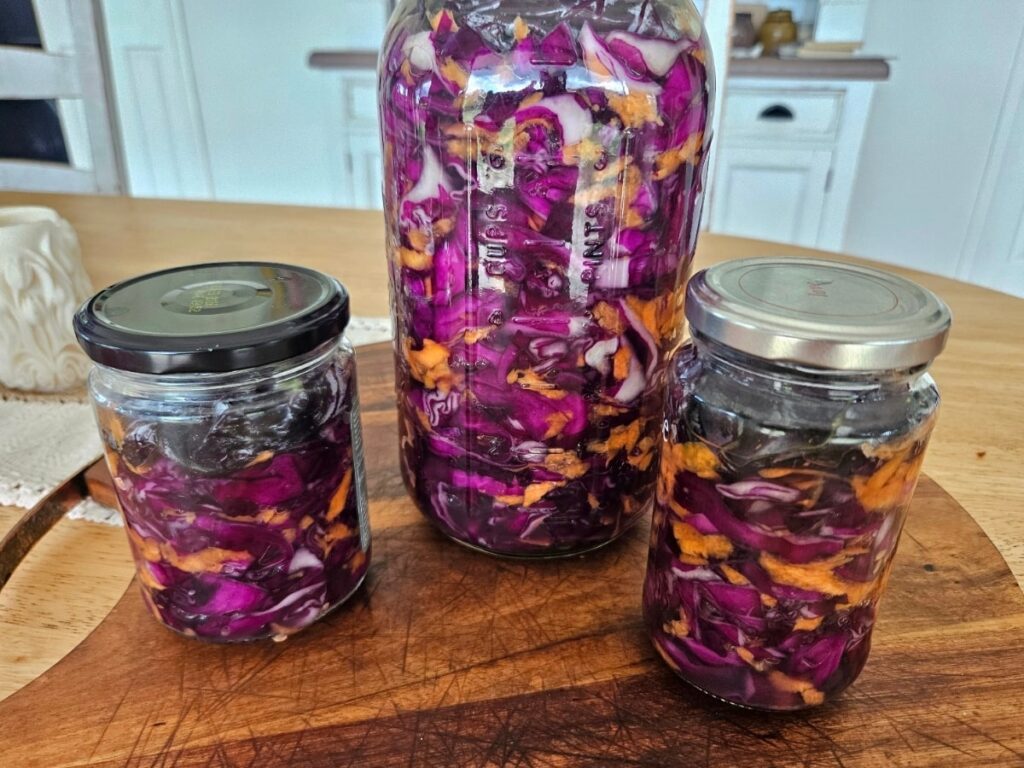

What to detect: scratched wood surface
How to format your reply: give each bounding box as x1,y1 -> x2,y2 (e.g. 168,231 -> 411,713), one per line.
1,343 -> 1023,767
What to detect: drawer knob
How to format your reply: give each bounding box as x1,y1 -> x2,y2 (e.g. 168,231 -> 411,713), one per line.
758,104 -> 795,121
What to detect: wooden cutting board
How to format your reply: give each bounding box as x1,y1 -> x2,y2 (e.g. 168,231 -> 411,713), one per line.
1,343 -> 1023,767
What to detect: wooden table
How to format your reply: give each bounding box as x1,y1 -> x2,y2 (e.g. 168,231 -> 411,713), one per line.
1,192 -> 1022,707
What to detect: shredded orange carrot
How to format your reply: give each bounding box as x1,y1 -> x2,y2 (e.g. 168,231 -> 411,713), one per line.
429,9 -> 458,32
507,368 -> 568,400
562,138 -> 605,166
759,552 -> 880,606
319,522 -> 354,556
244,451 -> 275,468
128,527 -> 251,574
512,15 -> 529,41
768,671 -> 825,705
326,469 -> 354,522
523,481 -> 565,507
544,410 -> 573,440
625,293 -> 684,347
591,403 -> 628,418
520,91 -> 544,108
439,58 -> 469,88
348,549 -> 367,573
399,59 -> 414,84
405,338 -> 455,392
794,615 -> 824,632
463,327 -> 493,345
608,92 -> 662,128
100,409 -> 126,448
627,436 -> 657,471
592,302 -> 626,334
588,420 -> 642,456
852,451 -> 925,512
720,564 -> 750,586
667,498 -> 690,521
544,451 -> 589,479
612,345 -> 632,380
653,132 -> 704,180
582,46 -> 613,78
398,247 -> 432,271
137,562 -> 165,592
664,617 -> 691,639
735,646 -> 770,672
256,508 -> 291,526
665,442 -> 720,480
673,520 -> 733,561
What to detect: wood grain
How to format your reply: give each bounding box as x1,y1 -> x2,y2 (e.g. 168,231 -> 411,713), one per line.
0,192 -> 1018,581
0,191 -> 1020,714
0,475 -> 85,592
0,343 -> 1022,767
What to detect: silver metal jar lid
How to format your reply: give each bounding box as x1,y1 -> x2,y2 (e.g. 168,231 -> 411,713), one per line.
685,258 -> 952,371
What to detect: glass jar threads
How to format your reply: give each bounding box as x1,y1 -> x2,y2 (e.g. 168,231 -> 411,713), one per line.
74,263 -> 370,642
379,0 -> 715,556
644,258 -> 952,710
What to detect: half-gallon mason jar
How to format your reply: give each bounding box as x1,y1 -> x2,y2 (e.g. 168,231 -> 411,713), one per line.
74,263 -> 370,642
379,0 -> 715,556
644,258 -> 952,710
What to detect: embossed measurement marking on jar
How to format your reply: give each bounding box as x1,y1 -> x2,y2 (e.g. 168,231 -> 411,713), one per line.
478,201 -> 510,292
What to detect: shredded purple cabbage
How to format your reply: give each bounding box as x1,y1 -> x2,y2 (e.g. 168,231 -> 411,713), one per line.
97,354 -> 369,642
379,4 -> 713,555
643,343 -> 937,709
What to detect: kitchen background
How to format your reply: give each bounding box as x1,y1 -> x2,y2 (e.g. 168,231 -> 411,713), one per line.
1,0 -> 1022,297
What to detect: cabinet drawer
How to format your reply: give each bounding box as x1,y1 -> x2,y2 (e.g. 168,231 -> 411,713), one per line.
723,88 -> 844,142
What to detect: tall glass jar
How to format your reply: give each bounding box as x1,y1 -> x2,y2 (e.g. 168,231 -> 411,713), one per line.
74,263 -> 371,642
644,258 -> 952,710
379,0 -> 715,556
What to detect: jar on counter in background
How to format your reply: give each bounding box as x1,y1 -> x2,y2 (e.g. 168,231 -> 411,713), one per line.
379,0 -> 715,557
644,258 -> 952,710
74,263 -> 370,642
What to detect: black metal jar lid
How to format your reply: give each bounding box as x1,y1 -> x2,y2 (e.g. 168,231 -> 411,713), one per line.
686,258 -> 952,372
74,262 -> 350,375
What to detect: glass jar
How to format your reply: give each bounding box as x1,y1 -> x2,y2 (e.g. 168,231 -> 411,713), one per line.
378,0 -> 715,556
74,263 -> 370,642
644,258 -> 952,710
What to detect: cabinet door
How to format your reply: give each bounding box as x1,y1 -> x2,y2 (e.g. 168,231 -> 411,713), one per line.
709,147 -> 832,248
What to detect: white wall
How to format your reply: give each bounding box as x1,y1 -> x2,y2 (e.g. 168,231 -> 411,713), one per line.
845,2 -> 1024,293
180,0 -> 386,206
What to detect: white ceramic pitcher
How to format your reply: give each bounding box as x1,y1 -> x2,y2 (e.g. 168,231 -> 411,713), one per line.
0,207 -> 93,392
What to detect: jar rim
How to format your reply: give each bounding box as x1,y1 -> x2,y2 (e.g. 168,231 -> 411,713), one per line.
686,257 -> 952,372
74,262 -> 349,375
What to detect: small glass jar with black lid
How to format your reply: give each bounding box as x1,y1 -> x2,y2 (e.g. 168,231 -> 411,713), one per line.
644,258 -> 952,710
74,262 -> 370,642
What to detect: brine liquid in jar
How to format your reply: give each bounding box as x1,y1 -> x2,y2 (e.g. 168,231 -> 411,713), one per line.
379,0 -> 716,556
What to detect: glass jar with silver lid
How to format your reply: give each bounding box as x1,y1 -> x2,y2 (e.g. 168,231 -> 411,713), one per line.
643,258 -> 952,710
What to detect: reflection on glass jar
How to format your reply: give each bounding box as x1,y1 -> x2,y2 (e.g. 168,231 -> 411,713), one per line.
379,0 -> 716,557
75,263 -> 370,642
644,258 -> 952,710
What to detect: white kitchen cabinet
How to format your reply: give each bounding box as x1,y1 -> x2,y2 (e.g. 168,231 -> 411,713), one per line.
710,147 -> 832,247
101,0 -> 389,205
709,76 -> 878,251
